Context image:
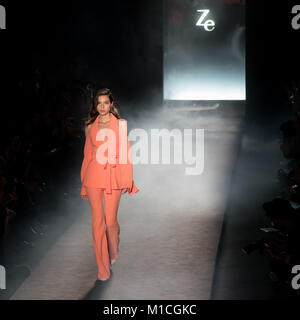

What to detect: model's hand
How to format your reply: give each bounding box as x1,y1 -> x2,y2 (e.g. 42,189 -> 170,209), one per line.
121,188 -> 128,194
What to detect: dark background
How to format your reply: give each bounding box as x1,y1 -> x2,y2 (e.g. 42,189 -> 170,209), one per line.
0,0 -> 299,129
0,0 -> 163,129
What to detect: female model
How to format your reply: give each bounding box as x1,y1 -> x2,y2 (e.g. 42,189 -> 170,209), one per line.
80,88 -> 139,282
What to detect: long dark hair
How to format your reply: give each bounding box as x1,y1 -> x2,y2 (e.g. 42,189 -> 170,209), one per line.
84,88 -> 121,127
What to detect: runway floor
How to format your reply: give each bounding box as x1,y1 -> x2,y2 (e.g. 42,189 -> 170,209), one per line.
9,104 -> 246,300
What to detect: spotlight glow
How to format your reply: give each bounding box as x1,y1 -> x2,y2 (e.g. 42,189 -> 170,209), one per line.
163,1 -> 245,101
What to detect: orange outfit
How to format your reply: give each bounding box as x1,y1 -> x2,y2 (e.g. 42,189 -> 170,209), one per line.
80,112 -> 139,198
86,187 -> 122,279
80,112 -> 139,279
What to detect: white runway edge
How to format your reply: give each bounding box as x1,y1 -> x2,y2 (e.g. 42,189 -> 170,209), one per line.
10,106 -> 245,299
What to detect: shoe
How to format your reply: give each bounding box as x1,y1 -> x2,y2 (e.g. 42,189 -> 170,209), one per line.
95,278 -> 109,285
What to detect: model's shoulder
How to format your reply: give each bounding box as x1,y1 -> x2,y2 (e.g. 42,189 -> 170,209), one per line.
85,124 -> 92,137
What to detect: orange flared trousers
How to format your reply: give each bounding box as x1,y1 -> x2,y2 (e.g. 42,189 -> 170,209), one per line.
85,186 -> 122,279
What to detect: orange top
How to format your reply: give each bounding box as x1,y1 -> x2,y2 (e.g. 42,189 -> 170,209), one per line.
80,113 -> 139,200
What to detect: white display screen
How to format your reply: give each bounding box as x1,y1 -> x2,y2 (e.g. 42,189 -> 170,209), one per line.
163,0 -> 246,101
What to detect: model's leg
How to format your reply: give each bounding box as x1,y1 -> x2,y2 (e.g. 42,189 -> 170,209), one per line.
104,189 -> 122,261
86,187 -> 110,279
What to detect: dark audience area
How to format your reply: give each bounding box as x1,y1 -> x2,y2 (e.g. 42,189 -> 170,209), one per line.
242,80 -> 300,298
0,65 -> 91,278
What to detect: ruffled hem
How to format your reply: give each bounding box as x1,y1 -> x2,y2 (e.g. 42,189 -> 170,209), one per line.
80,180 -> 139,199
127,180 -> 139,195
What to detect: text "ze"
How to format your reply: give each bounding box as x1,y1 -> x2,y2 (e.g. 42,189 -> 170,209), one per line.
196,9 -> 215,31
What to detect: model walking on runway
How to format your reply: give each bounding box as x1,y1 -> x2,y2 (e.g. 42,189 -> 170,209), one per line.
80,88 -> 139,282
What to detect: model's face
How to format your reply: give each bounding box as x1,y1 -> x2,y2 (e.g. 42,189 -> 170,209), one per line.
97,95 -> 111,115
